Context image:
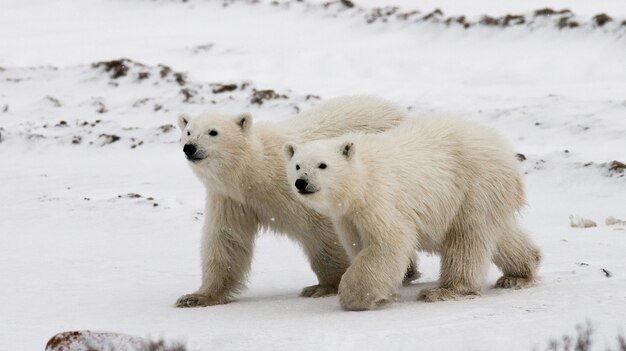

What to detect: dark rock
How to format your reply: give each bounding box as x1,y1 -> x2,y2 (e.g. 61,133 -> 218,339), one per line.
340,0 -> 354,8
212,84 -> 238,94
592,13 -> 612,27
99,134 -> 120,145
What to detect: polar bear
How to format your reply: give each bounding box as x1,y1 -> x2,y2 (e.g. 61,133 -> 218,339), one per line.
175,96 -> 417,308
284,115 -> 542,311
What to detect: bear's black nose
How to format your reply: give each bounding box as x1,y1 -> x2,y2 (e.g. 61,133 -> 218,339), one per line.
183,144 -> 197,157
295,179 -> 308,191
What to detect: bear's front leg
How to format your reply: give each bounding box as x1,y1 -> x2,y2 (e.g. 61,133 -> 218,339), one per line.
176,195 -> 258,308
337,218 -> 415,311
338,244 -> 412,311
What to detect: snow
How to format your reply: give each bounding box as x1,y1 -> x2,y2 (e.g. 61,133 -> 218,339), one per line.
1,0 -> 626,350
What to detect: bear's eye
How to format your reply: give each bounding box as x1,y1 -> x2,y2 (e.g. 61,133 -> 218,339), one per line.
187,131 -> 190,136
319,163 -> 327,169
209,130 -> 218,136
296,165 -> 300,171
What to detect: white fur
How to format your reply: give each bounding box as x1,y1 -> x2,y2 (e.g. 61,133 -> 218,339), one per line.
285,115 -> 542,311
175,96 -> 411,307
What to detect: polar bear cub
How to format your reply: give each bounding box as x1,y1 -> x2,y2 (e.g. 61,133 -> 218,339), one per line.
284,115 -> 541,311
175,96 -> 417,308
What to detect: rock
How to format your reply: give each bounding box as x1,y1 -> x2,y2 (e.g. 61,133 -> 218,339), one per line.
606,216 -> 626,226
46,331 -> 145,351
592,13 -> 612,27
211,83 -> 238,94
608,160 -> 625,173
46,331 -> 186,351
569,214 -> 597,228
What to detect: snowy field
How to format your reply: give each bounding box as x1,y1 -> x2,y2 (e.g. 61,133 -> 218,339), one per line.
1,0 -> 626,350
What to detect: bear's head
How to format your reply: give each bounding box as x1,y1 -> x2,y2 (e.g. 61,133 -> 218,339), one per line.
283,138 -> 357,215
177,111 -> 253,175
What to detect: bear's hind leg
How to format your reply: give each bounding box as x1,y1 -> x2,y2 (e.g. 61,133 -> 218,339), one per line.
419,219 -> 493,302
492,221 -> 541,289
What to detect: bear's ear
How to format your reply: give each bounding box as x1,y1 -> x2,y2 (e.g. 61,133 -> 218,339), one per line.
340,141 -> 355,161
283,142 -> 297,161
177,113 -> 190,130
235,112 -> 252,133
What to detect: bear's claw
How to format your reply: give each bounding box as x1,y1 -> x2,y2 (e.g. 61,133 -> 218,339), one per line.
300,284 -> 338,298
175,293 -> 227,308
494,275 -> 536,289
418,287 -> 479,302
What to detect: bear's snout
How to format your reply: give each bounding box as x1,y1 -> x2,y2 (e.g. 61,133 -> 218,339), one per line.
183,144 -> 197,158
183,144 -> 196,156
295,178 -> 317,194
295,179 -> 308,191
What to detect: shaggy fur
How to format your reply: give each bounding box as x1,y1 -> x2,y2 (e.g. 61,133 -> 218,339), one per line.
175,96 -> 412,307
284,115 -> 542,311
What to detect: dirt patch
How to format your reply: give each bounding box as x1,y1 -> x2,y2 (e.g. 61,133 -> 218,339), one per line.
502,14 -> 525,26
557,16 -> 579,29
608,160 -> 626,173
480,15 -> 499,26
45,96 -> 62,107
159,124 -> 175,133
422,9 -> 443,21
534,8 -> 571,17
250,89 -> 288,105
159,65 -> 186,86
191,43 -> 214,54
397,10 -> 420,21
137,71 -> 150,80
445,16 -> 470,28
366,7 -> 399,23
180,88 -> 196,102
91,58 -> 141,79
93,100 -> 108,114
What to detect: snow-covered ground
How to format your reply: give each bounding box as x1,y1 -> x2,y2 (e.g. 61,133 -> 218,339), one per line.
1,0 -> 626,350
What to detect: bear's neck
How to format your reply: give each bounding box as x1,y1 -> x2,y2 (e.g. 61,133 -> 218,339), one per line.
328,158 -> 369,217
202,133 -> 270,204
